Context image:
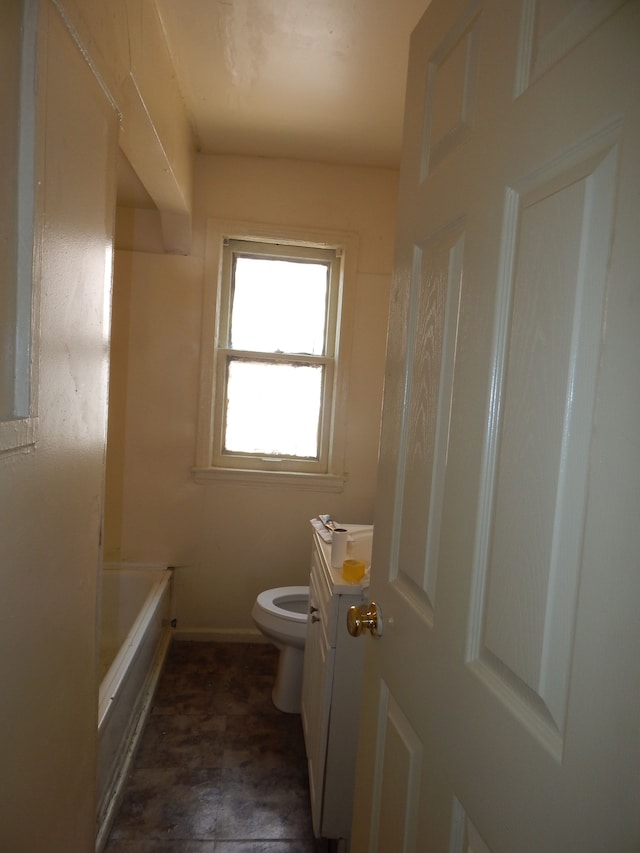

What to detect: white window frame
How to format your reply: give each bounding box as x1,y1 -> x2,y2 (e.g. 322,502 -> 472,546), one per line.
1,0 -> 39,457
194,219 -> 359,491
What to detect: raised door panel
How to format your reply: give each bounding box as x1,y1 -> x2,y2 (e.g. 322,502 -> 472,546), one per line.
467,126 -> 619,756
451,798 -> 493,853
366,683 -> 423,852
394,226 -> 465,623
421,1 -> 482,177
516,0 -> 627,93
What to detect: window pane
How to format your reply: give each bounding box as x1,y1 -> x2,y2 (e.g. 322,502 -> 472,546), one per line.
224,359 -> 322,458
231,257 -> 328,354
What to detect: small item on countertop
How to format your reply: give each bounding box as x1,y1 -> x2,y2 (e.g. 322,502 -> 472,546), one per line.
331,528 -> 348,567
311,518 -> 333,542
342,559 -> 366,583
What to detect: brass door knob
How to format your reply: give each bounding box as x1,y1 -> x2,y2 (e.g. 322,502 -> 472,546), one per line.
346,601 -> 382,638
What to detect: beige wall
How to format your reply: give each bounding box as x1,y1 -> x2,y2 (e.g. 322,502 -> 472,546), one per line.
0,3 -> 117,847
107,154 -> 398,636
1,0 -> 195,847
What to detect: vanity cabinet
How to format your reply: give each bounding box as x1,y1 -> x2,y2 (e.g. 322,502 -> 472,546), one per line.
301,525 -> 370,842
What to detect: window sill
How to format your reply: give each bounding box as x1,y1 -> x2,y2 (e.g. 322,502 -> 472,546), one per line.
192,466 -> 346,492
0,416 -> 38,457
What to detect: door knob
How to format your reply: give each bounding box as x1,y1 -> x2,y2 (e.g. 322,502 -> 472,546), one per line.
347,601 -> 382,638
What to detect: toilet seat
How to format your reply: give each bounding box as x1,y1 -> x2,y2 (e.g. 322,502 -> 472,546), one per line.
255,586 -> 309,623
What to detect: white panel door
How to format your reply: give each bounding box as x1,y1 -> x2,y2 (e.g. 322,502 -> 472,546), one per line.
351,1 -> 640,850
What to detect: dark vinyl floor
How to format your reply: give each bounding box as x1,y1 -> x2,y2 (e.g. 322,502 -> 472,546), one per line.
105,640 -> 328,853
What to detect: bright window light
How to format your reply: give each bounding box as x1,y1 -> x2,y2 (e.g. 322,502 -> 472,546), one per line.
231,258 -> 328,355
225,359 -> 323,458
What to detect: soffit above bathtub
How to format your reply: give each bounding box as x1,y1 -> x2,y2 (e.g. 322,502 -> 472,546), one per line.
117,150 -> 157,210
155,0 -> 428,169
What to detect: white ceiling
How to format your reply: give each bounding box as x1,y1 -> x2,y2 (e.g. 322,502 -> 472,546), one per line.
118,0 -> 427,208
155,0 -> 427,168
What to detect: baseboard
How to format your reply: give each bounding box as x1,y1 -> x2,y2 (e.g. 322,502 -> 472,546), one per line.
172,627 -> 268,643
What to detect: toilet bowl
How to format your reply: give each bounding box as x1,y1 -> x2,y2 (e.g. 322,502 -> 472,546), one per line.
251,586 -> 309,713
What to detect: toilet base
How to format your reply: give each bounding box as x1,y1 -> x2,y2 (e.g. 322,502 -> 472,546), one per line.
272,644 -> 304,713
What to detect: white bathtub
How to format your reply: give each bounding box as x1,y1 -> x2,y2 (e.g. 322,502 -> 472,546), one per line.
96,564 -> 173,850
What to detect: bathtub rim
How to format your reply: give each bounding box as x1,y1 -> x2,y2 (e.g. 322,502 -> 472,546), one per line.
98,564 -> 171,730
96,563 -> 173,851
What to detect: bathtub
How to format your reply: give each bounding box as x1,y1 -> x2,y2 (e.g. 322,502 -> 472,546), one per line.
96,564 -> 173,850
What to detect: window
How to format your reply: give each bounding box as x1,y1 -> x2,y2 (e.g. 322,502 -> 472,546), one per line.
1,0 -> 38,455
195,221 -> 358,489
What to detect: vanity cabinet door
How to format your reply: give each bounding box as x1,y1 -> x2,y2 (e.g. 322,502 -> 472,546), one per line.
318,593 -> 366,839
302,529 -> 368,840
301,568 -> 335,836
311,534 -> 336,643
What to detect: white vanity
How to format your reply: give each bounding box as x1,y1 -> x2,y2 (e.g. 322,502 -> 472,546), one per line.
301,523 -> 373,843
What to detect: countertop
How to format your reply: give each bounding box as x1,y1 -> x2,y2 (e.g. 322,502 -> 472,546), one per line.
311,522 -> 374,595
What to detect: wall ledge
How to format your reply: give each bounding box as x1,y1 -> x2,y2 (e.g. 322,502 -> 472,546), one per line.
192,466 -> 346,492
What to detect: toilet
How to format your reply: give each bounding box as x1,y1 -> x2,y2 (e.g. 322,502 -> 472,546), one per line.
251,586 -> 309,713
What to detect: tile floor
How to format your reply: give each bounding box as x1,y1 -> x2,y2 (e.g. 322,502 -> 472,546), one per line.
105,640 -> 329,852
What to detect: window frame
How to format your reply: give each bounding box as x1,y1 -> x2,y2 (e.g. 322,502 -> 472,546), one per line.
195,220 -> 359,491
1,0 -> 40,457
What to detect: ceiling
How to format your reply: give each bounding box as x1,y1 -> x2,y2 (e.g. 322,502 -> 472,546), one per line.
118,0 -> 428,208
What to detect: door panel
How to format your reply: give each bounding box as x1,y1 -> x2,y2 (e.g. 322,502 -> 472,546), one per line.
422,2 -> 482,176
518,0 -> 627,92
396,224 -> 464,616
451,798 -> 492,853
373,687 -> 423,852
351,0 -> 640,850
469,126 -> 620,755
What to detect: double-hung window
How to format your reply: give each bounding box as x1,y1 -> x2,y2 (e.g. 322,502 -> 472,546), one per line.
195,221 -> 357,489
